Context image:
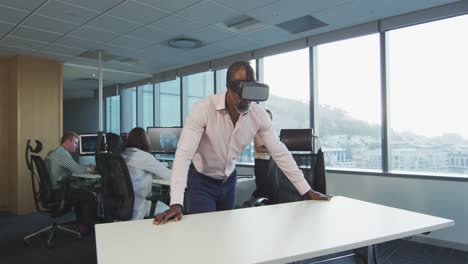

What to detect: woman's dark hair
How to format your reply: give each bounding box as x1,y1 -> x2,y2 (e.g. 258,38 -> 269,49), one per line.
226,61 -> 255,90
126,127 -> 150,152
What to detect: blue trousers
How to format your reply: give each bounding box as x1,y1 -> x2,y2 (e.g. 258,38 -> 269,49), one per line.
186,165 -> 237,214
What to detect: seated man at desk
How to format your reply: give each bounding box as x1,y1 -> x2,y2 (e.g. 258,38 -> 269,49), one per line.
121,127 -> 171,220
45,131 -> 97,235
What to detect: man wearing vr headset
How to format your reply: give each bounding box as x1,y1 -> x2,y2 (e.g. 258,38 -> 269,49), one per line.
154,61 -> 331,225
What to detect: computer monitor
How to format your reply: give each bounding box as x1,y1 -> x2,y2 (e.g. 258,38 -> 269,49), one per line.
147,127 -> 182,154
79,133 -> 106,155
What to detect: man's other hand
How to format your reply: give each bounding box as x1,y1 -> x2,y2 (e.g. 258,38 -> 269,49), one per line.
153,204 -> 183,225
306,190 -> 332,201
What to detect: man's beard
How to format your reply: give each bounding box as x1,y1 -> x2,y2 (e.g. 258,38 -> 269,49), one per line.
236,100 -> 250,114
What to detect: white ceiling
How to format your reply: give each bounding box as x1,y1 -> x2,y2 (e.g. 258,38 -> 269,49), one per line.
0,0 -> 460,98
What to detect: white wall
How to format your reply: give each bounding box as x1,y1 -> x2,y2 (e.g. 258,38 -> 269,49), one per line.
327,172 -> 468,247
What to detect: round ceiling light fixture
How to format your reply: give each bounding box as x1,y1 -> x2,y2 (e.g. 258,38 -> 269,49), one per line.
167,38 -> 203,49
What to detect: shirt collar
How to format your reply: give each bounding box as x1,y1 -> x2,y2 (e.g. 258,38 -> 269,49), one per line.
215,91 -> 249,116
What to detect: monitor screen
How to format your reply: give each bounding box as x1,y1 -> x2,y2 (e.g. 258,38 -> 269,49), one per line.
147,127 -> 182,154
79,133 -> 106,155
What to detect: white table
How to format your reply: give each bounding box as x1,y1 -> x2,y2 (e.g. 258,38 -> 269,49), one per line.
95,196 -> 453,264
72,173 -> 101,180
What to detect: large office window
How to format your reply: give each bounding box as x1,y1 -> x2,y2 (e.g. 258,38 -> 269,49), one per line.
155,78 -> 181,127
105,95 -> 120,134
317,34 -> 382,170
263,49 -> 310,135
387,15 -> 468,175
137,84 -> 154,130
121,87 -> 137,133
182,71 -> 214,122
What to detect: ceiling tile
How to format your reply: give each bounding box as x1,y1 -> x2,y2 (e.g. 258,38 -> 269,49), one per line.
23,14 -> 79,35
109,36 -> 153,49
40,44 -> 86,56
107,0 -> 170,25
127,26 -> 177,43
0,44 -> 36,55
148,15 -> 204,35
246,0 -> 349,25
87,14 -> 142,35
240,26 -> 291,43
0,5 -> 29,24
99,43 -> 141,58
54,36 -> 102,49
70,26 -> 120,42
0,0 -> 46,12
35,51 -> 74,62
137,43 -> 184,59
176,0 -> 242,27
0,36 -> 47,51
135,0 -> 201,12
10,26 -> 62,43
0,21 -> 15,37
37,0 -> 100,25
211,0 -> 278,12
60,0 -> 126,12
185,26 -> 234,44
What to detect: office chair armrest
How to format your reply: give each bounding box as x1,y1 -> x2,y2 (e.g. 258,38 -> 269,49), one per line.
146,195 -> 161,217
253,197 -> 269,206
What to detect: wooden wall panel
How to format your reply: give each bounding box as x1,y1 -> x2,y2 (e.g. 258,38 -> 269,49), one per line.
0,60 -> 10,210
15,56 -> 62,214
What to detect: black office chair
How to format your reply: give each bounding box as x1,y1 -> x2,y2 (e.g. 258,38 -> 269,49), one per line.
251,129 -> 326,205
95,131 -> 107,176
106,133 -> 125,155
23,140 -> 81,248
100,153 -> 135,221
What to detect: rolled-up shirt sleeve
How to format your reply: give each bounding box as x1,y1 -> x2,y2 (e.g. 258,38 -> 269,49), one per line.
259,115 -> 311,196
170,102 -> 208,206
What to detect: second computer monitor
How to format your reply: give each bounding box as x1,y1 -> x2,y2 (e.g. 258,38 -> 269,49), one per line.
147,127 -> 182,154
79,133 -> 106,155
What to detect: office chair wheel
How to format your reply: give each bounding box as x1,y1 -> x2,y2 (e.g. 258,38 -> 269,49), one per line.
76,234 -> 83,240
47,241 -> 55,249
23,239 -> 31,246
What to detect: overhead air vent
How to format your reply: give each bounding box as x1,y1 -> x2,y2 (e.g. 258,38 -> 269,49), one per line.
78,50 -> 140,65
276,15 -> 327,34
218,15 -> 264,33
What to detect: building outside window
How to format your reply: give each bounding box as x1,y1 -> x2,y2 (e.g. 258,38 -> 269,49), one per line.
137,84 -> 154,130
316,34 -> 382,170
387,14 -> 468,175
105,95 -> 120,134
121,87 -> 137,133
155,78 -> 181,127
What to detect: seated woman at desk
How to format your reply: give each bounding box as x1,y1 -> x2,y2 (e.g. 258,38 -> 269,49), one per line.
121,127 -> 171,220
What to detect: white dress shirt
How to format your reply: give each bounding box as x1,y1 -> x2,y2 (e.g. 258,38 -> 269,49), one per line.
170,91 -> 311,206
122,147 -> 171,220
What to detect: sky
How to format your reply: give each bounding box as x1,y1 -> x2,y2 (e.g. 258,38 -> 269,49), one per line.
261,14 -> 468,139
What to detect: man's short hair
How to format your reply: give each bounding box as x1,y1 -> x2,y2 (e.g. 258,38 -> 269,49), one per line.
226,61 -> 255,90
61,131 -> 79,144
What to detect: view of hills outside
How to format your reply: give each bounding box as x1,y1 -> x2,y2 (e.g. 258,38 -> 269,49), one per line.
241,94 -> 468,175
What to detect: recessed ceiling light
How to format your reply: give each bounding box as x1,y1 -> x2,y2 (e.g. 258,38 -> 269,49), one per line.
167,38 -> 202,49
92,74 -> 96,77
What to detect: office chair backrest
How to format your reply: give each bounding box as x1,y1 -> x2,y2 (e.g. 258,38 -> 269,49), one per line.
95,131 -> 107,175
267,129 -> 326,204
31,154 -> 58,210
106,133 -> 124,155
102,154 -> 134,221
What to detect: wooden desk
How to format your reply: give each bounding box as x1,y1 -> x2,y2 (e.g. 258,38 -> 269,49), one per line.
95,196 -> 453,264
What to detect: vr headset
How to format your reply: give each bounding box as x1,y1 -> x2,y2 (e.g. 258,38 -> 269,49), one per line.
229,80 -> 269,102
